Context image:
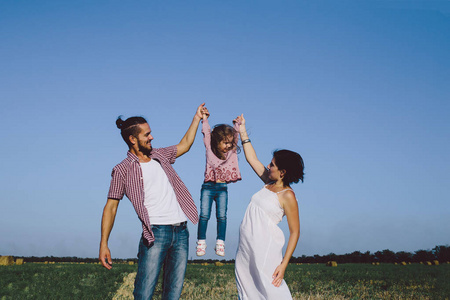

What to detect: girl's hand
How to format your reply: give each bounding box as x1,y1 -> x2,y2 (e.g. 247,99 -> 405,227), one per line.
272,264 -> 286,287
202,107 -> 210,120
233,114 -> 245,126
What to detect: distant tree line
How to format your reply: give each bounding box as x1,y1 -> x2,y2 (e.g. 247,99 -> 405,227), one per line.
18,256 -> 97,263
15,256 -> 134,264
13,245 -> 449,264
289,245 -> 450,264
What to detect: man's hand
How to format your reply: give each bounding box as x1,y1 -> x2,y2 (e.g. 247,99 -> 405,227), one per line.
99,245 -> 113,270
195,103 -> 206,120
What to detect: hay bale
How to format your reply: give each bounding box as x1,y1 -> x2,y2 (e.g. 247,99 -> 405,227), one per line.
128,261 -> 134,265
326,261 -> 337,267
15,258 -> 24,265
214,261 -> 224,266
425,261 -> 432,266
0,256 -> 14,266
400,262 -> 407,266
433,260 -> 439,265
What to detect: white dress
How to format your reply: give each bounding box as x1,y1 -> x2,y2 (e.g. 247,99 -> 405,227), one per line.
235,186 -> 293,300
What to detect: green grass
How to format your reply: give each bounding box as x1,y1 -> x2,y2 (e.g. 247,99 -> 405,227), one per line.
1,263 -> 449,299
0,263 -> 135,300
286,263 -> 450,299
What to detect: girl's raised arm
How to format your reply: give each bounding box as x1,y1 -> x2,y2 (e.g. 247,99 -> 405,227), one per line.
201,107 -> 211,147
234,114 -> 270,183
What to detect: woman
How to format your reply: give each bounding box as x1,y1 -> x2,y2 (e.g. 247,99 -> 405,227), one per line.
234,114 -> 304,299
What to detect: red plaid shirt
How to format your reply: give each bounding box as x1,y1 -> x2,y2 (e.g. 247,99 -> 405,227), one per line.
108,145 -> 198,245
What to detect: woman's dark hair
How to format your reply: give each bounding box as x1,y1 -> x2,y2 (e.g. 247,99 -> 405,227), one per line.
210,124 -> 240,159
272,149 -> 305,186
116,116 -> 147,147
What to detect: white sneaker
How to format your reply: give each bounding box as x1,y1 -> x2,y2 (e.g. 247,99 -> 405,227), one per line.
215,240 -> 225,256
196,240 -> 206,256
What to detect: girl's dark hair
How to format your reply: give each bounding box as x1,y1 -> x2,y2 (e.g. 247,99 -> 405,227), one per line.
272,149 -> 305,186
210,124 -> 240,159
116,116 -> 147,147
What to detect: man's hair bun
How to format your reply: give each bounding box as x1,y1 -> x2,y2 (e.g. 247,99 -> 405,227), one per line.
116,116 -> 125,129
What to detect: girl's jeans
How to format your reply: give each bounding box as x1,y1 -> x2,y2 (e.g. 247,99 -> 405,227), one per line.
197,181 -> 228,241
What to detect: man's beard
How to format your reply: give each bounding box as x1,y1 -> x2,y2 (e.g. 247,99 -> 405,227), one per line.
138,141 -> 152,156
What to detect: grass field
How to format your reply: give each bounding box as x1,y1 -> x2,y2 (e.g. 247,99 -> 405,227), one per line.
1,262 -> 449,299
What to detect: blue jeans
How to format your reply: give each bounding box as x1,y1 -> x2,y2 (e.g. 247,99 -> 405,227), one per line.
197,182 -> 228,241
133,222 -> 189,300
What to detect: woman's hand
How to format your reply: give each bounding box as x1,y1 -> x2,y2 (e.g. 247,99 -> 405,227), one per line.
272,264 -> 287,287
233,114 -> 245,126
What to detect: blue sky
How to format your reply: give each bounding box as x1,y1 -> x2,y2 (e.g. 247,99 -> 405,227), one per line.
1,0 -> 449,260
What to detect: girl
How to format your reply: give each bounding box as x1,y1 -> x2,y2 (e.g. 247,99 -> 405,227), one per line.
234,114 -> 304,299
196,110 -> 241,257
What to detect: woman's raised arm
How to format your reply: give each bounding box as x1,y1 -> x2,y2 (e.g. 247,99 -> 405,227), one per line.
234,114 -> 270,183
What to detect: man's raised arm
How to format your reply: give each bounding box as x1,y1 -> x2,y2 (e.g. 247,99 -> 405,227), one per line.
176,103 -> 208,158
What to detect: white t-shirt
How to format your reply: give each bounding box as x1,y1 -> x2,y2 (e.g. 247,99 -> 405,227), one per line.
141,159 -> 187,225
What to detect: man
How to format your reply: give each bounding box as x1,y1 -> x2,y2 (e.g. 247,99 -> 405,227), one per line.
99,103 -> 207,299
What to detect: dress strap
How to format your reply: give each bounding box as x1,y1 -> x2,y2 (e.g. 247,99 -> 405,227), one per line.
276,188 -> 293,194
